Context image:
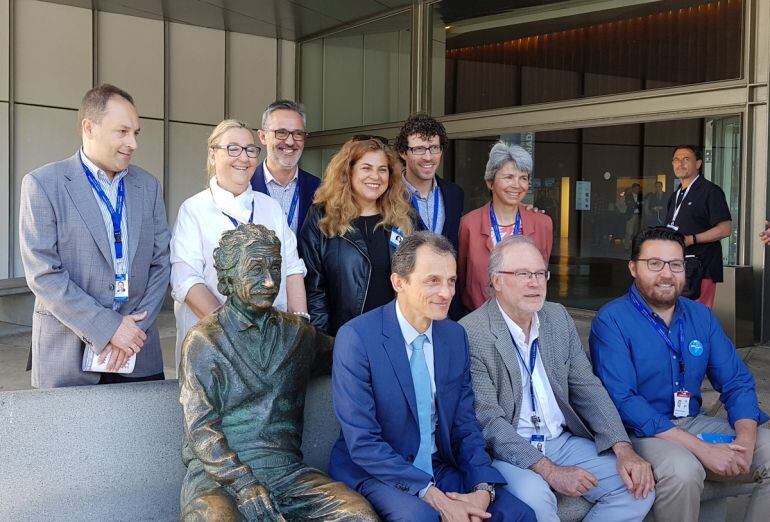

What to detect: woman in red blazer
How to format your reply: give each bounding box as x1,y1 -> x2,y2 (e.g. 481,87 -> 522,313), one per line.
459,141 -> 553,312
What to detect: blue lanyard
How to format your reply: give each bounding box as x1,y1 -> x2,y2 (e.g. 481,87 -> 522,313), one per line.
511,336 -> 540,424
286,183 -> 300,228
628,290 -> 686,387
490,202 -> 521,243
82,159 -> 125,260
222,200 -> 255,228
410,188 -> 440,233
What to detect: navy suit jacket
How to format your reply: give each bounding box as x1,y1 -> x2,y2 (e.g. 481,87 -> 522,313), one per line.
329,300 -> 504,495
413,175 -> 464,251
250,162 -> 321,230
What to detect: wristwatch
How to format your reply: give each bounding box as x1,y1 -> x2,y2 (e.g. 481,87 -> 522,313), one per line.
473,482 -> 495,504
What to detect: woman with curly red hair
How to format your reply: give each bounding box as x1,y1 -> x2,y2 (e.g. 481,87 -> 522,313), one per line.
299,137 -> 415,335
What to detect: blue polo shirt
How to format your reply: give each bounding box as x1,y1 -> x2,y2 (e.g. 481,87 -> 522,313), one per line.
589,284 -> 767,438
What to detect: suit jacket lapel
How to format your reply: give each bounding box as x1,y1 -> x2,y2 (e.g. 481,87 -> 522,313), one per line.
62,153 -> 113,265
298,169 -> 311,228
479,202 -> 495,254
536,307 -> 593,439
251,163 -> 268,195
431,321 -> 454,456
125,169 -> 143,266
536,309 -> 560,393
382,302 -> 419,422
488,300 -> 523,413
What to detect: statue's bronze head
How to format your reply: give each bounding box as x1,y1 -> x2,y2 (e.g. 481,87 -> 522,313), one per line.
214,224 -> 282,315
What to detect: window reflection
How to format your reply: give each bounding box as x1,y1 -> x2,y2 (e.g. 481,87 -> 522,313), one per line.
431,0 -> 743,116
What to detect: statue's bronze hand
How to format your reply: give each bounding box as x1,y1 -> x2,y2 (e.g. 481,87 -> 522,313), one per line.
236,483 -> 286,521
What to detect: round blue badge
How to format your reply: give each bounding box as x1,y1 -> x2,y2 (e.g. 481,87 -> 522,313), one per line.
688,340 -> 704,357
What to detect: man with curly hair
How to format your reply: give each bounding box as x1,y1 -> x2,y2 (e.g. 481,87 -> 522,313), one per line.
395,113 -> 465,319
179,224 -> 377,521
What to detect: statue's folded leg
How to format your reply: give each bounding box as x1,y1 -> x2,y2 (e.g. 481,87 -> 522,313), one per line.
181,459 -> 243,522
271,465 -> 380,522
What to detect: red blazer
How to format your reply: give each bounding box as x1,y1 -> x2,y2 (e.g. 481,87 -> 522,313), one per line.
459,201 -> 553,312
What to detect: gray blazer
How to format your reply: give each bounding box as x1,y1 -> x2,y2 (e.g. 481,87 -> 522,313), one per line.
19,152 -> 171,388
459,299 -> 629,469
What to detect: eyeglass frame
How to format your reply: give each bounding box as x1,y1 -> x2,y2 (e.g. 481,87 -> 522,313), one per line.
495,269 -> 551,282
211,144 -> 261,158
262,128 -> 308,141
406,145 -> 443,155
634,258 -> 686,273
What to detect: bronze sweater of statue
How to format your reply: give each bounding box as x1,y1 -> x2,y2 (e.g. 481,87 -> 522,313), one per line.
179,224 -> 378,521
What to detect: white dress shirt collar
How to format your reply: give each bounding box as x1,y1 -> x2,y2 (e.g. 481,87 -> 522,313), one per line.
395,299 -> 434,348
209,176 -> 255,223
79,148 -> 128,184
497,301 -> 540,350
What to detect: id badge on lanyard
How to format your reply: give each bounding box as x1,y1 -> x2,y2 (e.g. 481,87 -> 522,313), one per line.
82,158 -> 129,303
668,176 -> 699,231
530,434 -> 546,456
114,259 -> 129,302
674,390 -> 691,418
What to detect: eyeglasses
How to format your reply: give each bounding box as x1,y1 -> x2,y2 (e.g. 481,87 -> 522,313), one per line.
212,144 -> 261,158
636,258 -> 685,273
496,270 -> 550,282
407,145 -> 442,155
353,134 -> 390,146
264,128 -> 308,141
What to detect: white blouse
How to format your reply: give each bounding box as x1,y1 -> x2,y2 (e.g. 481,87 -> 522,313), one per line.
170,176 -> 306,368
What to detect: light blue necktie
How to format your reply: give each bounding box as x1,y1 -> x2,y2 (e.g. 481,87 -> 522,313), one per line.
410,334 -> 433,476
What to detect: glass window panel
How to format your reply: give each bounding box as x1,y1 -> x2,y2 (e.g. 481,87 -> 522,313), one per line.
447,116 -> 741,310
299,11 -> 411,132
430,0 -> 743,116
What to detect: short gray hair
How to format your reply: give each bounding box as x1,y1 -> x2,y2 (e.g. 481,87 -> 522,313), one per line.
261,99 -> 306,129
484,141 -> 533,182
487,236 -> 544,296
392,231 -> 456,279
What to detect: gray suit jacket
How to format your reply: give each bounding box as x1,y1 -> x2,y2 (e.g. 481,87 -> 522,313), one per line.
459,299 -> 629,469
19,152 -> 171,388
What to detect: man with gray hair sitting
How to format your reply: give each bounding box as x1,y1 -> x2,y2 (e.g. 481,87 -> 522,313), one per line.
459,235 -> 655,521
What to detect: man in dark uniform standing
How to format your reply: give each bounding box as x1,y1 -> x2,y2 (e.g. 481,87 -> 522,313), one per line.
665,145 -> 732,308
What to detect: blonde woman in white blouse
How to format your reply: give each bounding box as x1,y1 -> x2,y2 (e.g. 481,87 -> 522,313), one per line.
170,119 -> 308,369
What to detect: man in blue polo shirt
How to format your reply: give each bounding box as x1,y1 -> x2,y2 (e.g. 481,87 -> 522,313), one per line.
589,226 -> 769,522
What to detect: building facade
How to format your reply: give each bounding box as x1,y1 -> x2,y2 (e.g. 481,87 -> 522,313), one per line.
297,0 -> 770,340
1,0 -> 769,340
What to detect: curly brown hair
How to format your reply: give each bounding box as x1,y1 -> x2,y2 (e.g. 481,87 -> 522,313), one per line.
313,139 -> 414,238
394,113 -> 449,155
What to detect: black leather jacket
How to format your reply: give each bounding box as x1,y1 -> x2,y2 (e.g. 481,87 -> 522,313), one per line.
298,204 -> 401,336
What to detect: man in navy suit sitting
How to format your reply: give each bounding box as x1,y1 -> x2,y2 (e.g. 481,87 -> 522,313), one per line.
251,99 -> 321,235
330,231 -> 536,521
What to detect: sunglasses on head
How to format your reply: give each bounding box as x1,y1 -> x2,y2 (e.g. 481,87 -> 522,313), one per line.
352,134 -> 390,146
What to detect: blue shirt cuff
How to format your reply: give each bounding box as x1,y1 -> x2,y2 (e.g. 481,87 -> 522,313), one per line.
418,481 -> 434,498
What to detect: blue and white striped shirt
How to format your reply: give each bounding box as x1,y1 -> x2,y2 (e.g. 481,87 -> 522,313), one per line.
263,163 -> 300,234
403,173 -> 445,234
79,149 -> 130,311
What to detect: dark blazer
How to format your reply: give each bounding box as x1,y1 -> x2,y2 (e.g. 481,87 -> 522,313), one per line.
414,175 -> 464,251
413,175 -> 465,320
299,204 -> 405,336
250,162 -> 321,230
330,300 -> 505,495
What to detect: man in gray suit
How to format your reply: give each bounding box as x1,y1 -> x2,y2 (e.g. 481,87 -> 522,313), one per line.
19,84 -> 171,388
459,236 -> 654,521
